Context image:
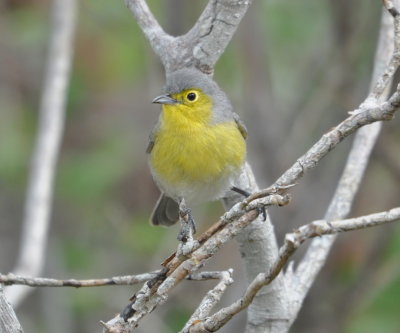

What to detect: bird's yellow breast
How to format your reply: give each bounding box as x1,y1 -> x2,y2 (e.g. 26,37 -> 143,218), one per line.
150,104 -> 246,187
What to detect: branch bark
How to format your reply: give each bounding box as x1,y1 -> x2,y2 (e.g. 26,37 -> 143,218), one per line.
0,272 -> 159,288
180,270 -> 234,333
0,271 -> 230,288
125,0 -> 252,73
6,0 -> 77,306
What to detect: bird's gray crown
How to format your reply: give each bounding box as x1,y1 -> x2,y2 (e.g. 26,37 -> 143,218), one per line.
165,68 -> 219,96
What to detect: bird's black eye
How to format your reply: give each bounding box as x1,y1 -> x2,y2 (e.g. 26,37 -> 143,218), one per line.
187,92 -> 197,101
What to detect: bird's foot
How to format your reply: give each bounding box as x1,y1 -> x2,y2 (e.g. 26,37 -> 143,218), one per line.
177,199 -> 196,243
231,186 -> 267,221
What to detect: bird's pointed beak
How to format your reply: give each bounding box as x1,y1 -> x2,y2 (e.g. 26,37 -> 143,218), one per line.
152,94 -> 179,105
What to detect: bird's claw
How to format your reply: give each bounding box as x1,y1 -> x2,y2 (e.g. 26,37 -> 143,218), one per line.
231,186 -> 267,221
177,202 -> 196,243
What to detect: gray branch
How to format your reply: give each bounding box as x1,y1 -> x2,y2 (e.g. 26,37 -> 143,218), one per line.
0,271 -> 228,288
180,270 -> 234,333
6,0 -> 77,306
124,0 -> 252,73
124,0 -> 172,66
0,272 -> 159,288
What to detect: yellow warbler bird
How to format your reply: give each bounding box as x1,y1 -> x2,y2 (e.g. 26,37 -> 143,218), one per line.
148,68 -> 247,227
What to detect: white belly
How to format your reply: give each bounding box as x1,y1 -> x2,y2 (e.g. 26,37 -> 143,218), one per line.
150,164 -> 242,204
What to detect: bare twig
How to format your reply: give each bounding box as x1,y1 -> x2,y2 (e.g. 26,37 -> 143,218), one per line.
7,0 -> 77,307
180,269 -> 234,333
372,2 -> 400,97
0,285 -> 24,333
0,272 -> 159,288
0,270 -> 229,288
188,207 -> 400,333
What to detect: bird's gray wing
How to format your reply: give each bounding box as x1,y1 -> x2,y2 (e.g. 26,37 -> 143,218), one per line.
146,121 -> 160,154
233,112 -> 248,139
146,139 -> 155,154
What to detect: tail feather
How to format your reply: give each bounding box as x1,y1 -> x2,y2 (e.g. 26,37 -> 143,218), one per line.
150,194 -> 179,226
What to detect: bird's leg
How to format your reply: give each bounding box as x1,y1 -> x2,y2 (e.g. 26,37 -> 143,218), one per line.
231,186 -> 267,221
177,198 -> 196,243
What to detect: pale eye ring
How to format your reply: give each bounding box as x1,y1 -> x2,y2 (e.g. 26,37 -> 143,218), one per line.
187,92 -> 197,101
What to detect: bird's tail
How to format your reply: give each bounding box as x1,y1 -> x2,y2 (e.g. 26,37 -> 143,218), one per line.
150,193 -> 179,226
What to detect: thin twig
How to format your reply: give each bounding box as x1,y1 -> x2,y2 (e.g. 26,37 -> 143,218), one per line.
0,271 -> 228,289
7,0 -> 77,307
370,1 -> 400,98
0,272 -> 160,288
188,207 -> 400,332
180,269 -> 233,333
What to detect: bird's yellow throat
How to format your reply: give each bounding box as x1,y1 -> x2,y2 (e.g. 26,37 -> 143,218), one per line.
150,100 -> 246,186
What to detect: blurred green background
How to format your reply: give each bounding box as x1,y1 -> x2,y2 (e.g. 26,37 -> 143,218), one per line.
1,0 -> 400,332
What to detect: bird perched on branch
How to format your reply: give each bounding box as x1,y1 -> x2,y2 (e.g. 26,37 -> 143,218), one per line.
147,68 -> 247,231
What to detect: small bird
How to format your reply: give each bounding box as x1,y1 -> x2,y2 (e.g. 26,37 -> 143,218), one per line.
147,68 -> 247,227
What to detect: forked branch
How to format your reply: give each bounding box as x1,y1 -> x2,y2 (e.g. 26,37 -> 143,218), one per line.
124,0 -> 252,73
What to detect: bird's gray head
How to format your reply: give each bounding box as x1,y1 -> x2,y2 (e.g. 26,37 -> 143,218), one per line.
156,68 -> 233,123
